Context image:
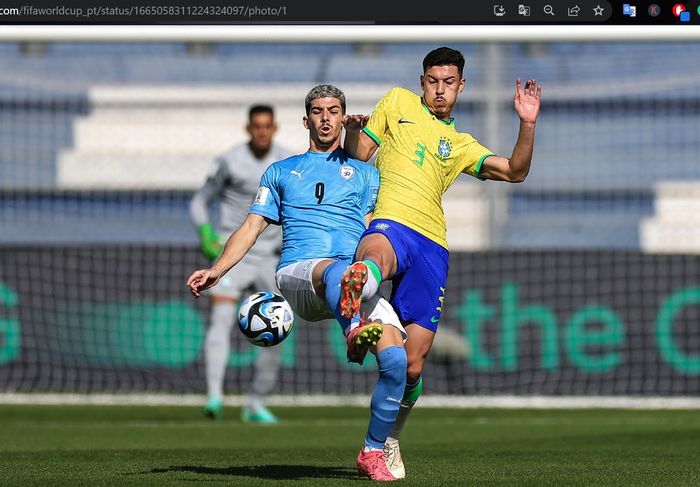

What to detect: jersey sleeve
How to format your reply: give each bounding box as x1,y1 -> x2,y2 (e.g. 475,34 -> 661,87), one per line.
362,166 -> 381,215
459,134 -> 495,180
362,87 -> 400,146
189,156 -> 228,228
248,165 -> 282,224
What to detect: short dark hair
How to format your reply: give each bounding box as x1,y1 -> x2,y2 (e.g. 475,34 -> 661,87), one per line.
248,104 -> 274,121
423,47 -> 465,77
304,84 -> 346,115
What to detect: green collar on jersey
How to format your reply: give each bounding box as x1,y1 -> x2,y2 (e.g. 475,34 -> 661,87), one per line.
421,98 -> 455,126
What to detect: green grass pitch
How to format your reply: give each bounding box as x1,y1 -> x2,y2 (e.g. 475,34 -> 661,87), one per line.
0,405 -> 698,486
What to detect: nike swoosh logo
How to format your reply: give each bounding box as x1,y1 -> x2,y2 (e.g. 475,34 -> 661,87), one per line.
398,119 -> 415,124
430,316 -> 440,323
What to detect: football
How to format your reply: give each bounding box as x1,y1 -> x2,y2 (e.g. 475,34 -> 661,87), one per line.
238,291 -> 294,347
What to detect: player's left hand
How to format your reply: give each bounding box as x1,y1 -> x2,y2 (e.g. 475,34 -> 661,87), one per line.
514,78 -> 542,124
198,223 -> 223,260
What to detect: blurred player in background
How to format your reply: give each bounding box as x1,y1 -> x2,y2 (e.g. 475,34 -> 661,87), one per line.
343,46 -> 542,478
189,104 -> 292,423
188,85 -> 407,481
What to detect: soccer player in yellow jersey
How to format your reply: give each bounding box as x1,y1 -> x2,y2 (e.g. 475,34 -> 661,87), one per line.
342,47 -> 542,479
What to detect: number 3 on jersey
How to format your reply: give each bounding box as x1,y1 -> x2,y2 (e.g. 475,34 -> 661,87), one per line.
315,182 -> 325,204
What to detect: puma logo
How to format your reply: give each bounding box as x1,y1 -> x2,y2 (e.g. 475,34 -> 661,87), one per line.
291,170 -> 304,179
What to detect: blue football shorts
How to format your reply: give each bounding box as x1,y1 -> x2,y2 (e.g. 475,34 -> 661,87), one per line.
361,218 -> 448,332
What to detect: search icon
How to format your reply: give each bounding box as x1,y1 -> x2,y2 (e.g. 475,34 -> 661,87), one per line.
544,4 -> 554,15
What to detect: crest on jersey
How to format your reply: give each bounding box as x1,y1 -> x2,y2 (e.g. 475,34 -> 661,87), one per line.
375,222 -> 390,231
436,138 -> 452,161
339,165 -> 355,180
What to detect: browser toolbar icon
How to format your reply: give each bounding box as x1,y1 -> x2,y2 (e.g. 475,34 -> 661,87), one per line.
568,5 -> 581,16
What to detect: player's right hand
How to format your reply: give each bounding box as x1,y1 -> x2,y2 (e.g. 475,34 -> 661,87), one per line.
198,223 -> 223,260
187,268 -> 220,298
343,114 -> 369,133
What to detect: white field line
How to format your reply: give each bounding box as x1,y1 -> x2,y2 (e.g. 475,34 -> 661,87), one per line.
2,394 -> 700,409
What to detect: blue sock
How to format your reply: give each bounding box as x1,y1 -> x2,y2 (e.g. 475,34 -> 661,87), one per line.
322,260 -> 357,335
364,346 -> 407,450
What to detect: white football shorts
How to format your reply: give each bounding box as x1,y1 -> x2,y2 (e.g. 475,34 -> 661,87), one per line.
275,258 -> 406,339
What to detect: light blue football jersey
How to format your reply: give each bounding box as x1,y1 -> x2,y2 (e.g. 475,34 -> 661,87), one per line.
249,149 -> 379,270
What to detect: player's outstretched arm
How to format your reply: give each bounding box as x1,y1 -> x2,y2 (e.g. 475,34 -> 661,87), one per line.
187,213 -> 269,297
479,78 -> 541,183
343,114 -> 378,162
189,160 -> 227,259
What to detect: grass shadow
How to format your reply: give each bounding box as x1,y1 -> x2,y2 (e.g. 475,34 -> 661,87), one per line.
141,464 -> 358,481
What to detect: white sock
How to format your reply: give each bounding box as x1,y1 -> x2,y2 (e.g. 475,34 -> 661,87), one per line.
387,399 -> 417,442
247,346 -> 283,411
360,261 -> 381,300
205,301 -> 235,400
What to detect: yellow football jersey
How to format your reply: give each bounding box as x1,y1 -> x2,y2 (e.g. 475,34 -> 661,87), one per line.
363,87 -> 494,249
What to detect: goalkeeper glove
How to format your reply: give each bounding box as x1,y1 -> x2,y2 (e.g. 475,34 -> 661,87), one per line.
198,223 -> 223,260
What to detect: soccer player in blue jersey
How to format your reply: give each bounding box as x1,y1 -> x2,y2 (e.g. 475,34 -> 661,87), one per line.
342,47 -> 542,478
187,84 -> 406,481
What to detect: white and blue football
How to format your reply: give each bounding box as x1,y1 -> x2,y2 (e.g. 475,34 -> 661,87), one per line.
238,291 -> 294,347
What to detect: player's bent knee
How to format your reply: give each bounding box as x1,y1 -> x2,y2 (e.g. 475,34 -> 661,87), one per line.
375,324 -> 404,352
356,234 -> 396,278
377,346 -> 407,386
406,360 -> 424,384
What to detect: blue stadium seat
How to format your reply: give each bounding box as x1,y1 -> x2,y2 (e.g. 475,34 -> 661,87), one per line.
50,42 -> 188,55
216,43 -> 354,56
0,41 -> 698,249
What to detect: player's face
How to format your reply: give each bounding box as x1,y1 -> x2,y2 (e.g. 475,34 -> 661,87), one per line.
420,65 -> 465,120
247,112 -> 276,152
303,97 -> 344,151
